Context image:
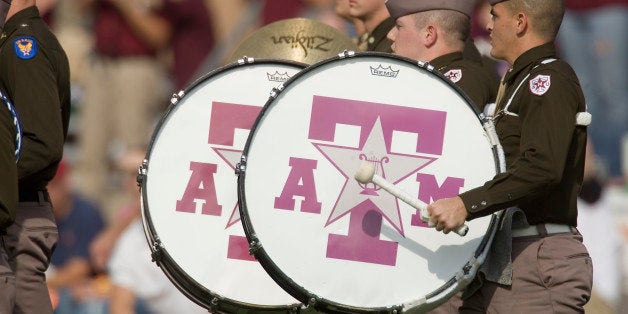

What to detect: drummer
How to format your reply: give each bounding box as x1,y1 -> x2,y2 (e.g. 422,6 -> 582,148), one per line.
385,0 -> 497,112
384,1 -> 498,312
425,0 -> 592,312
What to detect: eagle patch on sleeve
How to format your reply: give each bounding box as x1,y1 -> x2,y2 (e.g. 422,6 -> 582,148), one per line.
529,74 -> 551,96
14,36 -> 38,60
444,69 -> 462,83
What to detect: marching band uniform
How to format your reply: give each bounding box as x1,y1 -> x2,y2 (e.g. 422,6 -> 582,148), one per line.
456,8 -> 592,313
385,0 -> 497,112
384,1 -> 498,312
0,3 -> 71,313
366,16 -> 395,52
386,0 -> 591,312
430,52 -> 497,112
0,92 -> 17,232
0,90 -> 18,310
0,90 -> 18,311
459,41 -> 592,313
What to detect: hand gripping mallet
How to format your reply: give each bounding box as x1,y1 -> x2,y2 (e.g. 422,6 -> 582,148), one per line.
354,161 -> 469,236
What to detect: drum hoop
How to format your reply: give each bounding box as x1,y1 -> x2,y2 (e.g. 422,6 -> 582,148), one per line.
139,58 -> 306,312
237,51 -> 505,312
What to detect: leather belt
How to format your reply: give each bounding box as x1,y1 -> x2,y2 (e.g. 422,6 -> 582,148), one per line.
511,223 -> 573,237
18,190 -> 51,203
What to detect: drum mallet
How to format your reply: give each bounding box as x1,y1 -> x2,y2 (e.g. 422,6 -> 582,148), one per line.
354,161 -> 469,236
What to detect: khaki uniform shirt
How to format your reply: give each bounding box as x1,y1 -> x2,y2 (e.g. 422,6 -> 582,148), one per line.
366,17 -> 394,53
430,51 -> 498,112
0,6 -> 71,192
460,43 -> 587,226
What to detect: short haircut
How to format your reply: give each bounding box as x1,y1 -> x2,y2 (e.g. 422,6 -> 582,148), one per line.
412,10 -> 470,45
504,0 -> 565,40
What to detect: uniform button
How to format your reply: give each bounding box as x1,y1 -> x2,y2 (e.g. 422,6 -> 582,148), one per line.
481,201 -> 487,206
507,193 -> 513,200
471,205 -> 478,210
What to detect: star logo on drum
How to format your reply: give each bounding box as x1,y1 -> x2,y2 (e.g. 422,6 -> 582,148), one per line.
314,118 -> 435,235
212,147 -> 245,228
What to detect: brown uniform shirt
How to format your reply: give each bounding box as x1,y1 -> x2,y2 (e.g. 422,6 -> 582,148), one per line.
366,17 -> 394,53
0,6 -> 71,192
0,95 -> 17,229
460,43 -> 587,226
430,51 -> 498,112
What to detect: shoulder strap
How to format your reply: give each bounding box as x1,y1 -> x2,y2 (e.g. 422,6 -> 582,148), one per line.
501,58 -> 557,117
0,90 -> 21,162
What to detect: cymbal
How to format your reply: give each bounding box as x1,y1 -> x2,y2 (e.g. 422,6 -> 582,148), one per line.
230,18 -> 358,65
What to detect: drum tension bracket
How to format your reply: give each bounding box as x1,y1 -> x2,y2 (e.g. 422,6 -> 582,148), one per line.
235,156 -> 247,174
150,240 -> 164,263
136,159 -> 148,186
169,90 -> 185,106
248,238 -> 261,255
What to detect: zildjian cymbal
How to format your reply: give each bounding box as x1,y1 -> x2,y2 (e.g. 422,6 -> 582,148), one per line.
230,18 -> 358,65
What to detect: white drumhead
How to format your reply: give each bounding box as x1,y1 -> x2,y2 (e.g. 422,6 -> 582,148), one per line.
240,53 -> 499,310
142,60 -> 303,309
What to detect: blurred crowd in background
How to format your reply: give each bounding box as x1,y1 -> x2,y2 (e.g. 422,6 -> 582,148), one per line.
29,0 -> 627,313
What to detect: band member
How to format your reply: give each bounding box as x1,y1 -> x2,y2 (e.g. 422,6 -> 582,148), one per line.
0,89 -> 18,249
348,0 -> 395,52
386,0 -> 497,111
0,0 -> 71,312
426,0 -> 592,312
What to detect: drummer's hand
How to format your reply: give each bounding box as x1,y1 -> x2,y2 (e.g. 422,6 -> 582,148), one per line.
427,196 -> 468,234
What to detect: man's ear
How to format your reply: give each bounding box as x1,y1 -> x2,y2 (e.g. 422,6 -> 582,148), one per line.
424,25 -> 437,47
515,12 -> 528,35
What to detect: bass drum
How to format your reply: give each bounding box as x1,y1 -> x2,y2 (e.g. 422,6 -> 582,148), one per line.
238,52 -> 504,313
139,58 -> 306,313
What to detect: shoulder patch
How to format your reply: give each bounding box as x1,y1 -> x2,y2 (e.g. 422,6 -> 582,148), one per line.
529,74 -> 551,96
13,36 -> 38,60
444,69 -> 462,83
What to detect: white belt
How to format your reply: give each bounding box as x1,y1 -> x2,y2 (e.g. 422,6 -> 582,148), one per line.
511,223 -> 572,237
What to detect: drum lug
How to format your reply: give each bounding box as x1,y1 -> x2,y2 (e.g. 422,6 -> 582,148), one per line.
303,296 -> 318,311
136,159 -> 148,186
150,240 -> 164,263
248,239 -> 261,255
170,90 -> 185,106
269,84 -> 284,99
208,297 -> 221,313
417,60 -> 435,72
237,56 -> 255,65
235,156 -> 247,174
337,49 -> 355,59
235,162 -> 246,174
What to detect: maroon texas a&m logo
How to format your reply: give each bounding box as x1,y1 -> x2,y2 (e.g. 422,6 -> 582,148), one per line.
272,96 -> 465,266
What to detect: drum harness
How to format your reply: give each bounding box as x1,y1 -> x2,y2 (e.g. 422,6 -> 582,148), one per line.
485,58 -> 591,240
492,58 -> 591,127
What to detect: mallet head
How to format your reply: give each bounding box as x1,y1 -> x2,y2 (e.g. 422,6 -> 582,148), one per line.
354,161 -> 376,184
